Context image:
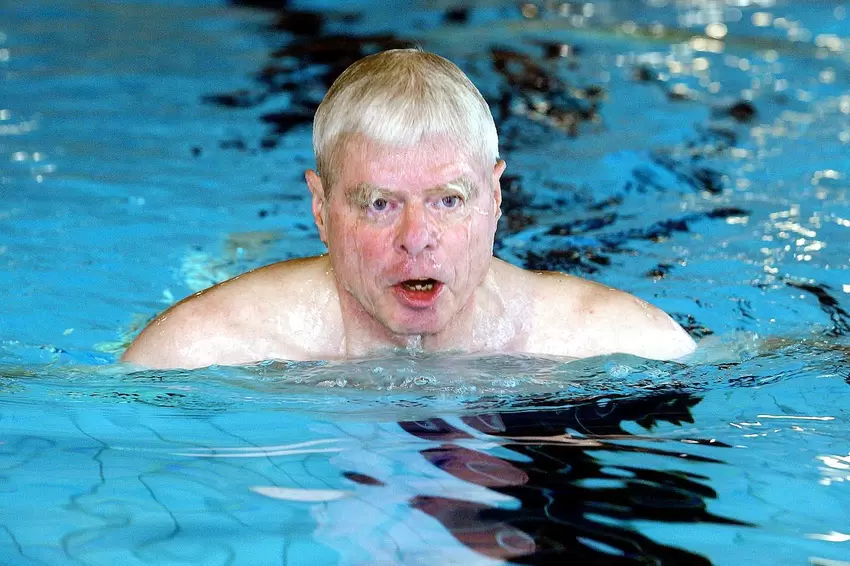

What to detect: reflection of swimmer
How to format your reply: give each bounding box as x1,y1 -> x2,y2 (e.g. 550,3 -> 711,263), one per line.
121,49 -> 695,369
399,394 -> 750,564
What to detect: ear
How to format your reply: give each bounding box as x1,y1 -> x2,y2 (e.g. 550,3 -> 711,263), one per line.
492,159 -> 506,219
305,169 -> 328,246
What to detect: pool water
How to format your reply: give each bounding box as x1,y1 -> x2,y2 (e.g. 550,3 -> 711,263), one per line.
2,0 -> 850,564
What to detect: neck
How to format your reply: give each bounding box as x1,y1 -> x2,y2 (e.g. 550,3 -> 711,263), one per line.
338,294 -> 480,358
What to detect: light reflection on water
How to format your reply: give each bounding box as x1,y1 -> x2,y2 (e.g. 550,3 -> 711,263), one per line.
2,343 -> 849,563
1,337 -> 847,417
1,0 -> 850,563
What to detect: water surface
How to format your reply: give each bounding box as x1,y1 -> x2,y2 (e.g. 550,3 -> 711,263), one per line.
1,0 -> 850,564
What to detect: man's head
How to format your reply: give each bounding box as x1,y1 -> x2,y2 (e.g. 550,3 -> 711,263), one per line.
312,49 -> 499,191
306,49 -> 505,342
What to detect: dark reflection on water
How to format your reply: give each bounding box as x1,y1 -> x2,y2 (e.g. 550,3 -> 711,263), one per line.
393,393 -> 749,564
207,2 -> 412,148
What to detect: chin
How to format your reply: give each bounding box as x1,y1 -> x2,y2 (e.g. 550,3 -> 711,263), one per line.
384,311 -> 451,337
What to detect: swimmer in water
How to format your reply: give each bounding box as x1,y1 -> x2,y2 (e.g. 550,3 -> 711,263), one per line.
121,49 -> 696,369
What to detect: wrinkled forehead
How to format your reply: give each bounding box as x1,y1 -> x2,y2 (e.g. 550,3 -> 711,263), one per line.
332,133 -> 493,188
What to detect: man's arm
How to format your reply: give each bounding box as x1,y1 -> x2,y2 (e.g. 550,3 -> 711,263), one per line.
120,257 -> 336,369
120,294 -> 228,369
588,289 -> 696,360
530,272 -> 696,360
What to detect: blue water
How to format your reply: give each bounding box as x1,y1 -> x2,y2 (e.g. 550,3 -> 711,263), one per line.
2,0 -> 850,564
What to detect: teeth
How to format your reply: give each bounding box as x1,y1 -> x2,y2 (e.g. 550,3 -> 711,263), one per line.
403,281 -> 434,291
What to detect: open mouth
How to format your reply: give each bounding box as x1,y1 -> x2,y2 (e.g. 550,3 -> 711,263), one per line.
393,278 -> 444,307
400,278 -> 438,291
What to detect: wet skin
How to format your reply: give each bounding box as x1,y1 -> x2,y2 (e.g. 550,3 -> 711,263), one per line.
307,136 -> 506,347
121,136 -> 696,369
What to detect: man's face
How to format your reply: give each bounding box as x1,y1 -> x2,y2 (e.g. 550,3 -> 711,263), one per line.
308,136 -> 505,338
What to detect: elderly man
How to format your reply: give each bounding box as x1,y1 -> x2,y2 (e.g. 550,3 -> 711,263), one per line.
122,49 -> 695,369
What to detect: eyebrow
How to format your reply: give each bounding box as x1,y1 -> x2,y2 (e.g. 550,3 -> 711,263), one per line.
347,183 -> 388,207
347,176 -> 479,206
443,176 -> 478,199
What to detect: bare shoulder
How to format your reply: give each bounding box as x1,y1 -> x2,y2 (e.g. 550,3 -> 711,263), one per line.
120,256 -> 339,369
525,270 -> 696,360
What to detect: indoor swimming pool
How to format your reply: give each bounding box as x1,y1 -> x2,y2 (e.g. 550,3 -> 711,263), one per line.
1,0 -> 849,563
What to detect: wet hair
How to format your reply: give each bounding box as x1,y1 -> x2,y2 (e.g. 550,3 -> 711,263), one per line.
312,49 -> 499,192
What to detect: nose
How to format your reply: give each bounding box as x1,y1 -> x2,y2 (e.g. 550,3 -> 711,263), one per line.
395,203 -> 436,257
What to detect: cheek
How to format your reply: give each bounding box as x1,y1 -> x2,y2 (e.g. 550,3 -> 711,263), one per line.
450,213 -> 484,245
334,220 -> 390,266
460,214 -> 496,265
458,212 -> 490,246
357,237 -> 388,264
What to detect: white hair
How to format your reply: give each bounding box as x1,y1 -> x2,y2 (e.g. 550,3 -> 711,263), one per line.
312,49 -> 499,191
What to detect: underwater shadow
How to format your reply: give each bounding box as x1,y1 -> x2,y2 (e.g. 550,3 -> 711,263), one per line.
380,392 -> 750,564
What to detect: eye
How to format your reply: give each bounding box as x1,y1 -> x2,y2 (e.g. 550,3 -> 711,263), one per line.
440,195 -> 461,209
370,198 -> 389,212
